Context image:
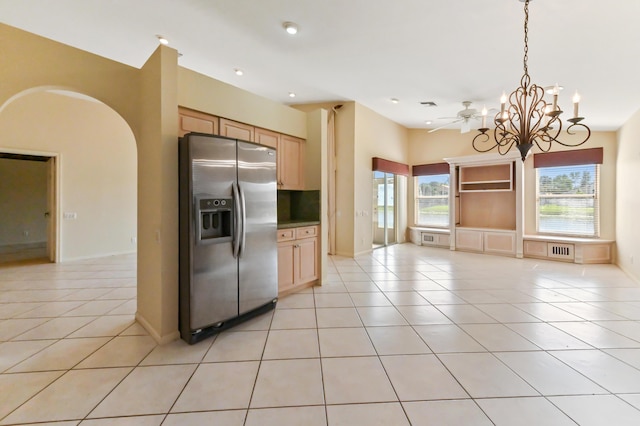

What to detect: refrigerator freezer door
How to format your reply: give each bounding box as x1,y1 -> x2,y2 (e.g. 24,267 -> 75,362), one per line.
188,135 -> 239,329
237,141 -> 278,314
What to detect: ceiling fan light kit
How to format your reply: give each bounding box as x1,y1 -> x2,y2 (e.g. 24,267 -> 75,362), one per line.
472,0 -> 591,161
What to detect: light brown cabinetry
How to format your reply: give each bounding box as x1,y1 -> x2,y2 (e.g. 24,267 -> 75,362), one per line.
178,107 -> 219,137
255,128 -> 304,190
178,108 -> 306,190
219,118 -> 255,141
277,225 -> 318,295
279,135 -> 304,190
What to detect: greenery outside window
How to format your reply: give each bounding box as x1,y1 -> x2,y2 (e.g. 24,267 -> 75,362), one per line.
536,163 -> 599,237
415,174 -> 449,227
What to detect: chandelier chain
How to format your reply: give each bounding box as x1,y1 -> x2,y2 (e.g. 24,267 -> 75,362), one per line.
523,0 -> 529,77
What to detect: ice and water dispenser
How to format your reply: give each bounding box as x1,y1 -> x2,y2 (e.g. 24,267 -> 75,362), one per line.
196,196 -> 233,244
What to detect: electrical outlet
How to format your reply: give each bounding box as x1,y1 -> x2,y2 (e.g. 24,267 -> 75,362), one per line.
63,212 -> 78,219
131,237 -> 137,244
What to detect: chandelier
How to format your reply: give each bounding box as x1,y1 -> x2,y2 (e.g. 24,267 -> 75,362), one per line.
472,0 -> 591,161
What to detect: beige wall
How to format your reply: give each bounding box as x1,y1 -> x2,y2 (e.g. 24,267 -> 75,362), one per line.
407,128 -> 617,241
298,101 -> 409,257
295,101 -> 409,257
334,103 -> 357,257
293,102 -> 357,257
178,68 -> 306,139
616,109 -> 640,281
304,109 -> 329,280
407,129 -> 478,227
1,23 -> 178,343
0,158 -> 48,245
354,103 -> 409,255
1,23 -> 311,343
0,91 -> 137,260
136,46 -> 181,343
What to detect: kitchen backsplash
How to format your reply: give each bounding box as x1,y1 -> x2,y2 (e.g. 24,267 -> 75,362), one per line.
278,190 -> 320,222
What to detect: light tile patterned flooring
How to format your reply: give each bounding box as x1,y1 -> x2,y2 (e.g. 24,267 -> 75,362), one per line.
1,245 -> 640,425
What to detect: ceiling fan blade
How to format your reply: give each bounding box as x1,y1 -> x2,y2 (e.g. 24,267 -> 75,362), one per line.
428,119 -> 463,133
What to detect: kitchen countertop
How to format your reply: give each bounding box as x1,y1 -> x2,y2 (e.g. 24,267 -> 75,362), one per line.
277,220 -> 320,229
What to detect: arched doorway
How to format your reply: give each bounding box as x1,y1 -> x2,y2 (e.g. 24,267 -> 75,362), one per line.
0,88 -> 137,264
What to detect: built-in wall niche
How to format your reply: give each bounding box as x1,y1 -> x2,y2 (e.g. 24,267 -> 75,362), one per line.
457,191 -> 516,230
458,163 -> 513,192
456,162 -> 516,230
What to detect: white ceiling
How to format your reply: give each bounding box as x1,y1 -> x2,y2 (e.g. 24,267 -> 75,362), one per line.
2,0 -> 639,131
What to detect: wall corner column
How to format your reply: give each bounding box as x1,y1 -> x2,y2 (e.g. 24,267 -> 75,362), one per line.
136,45 -> 180,344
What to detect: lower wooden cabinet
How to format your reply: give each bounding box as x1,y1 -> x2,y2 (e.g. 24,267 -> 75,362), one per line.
277,225 -> 318,294
455,227 -> 516,256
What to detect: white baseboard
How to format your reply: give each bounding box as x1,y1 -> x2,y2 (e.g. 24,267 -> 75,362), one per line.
61,250 -> 136,262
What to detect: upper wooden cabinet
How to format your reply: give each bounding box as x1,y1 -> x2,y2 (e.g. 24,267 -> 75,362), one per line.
178,107 -> 219,137
255,128 -> 304,190
279,135 -> 304,190
219,118 -> 255,142
178,108 -> 305,190
254,127 -> 279,149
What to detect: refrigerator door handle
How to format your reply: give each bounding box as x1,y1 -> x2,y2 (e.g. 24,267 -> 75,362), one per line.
238,183 -> 247,258
232,182 -> 242,259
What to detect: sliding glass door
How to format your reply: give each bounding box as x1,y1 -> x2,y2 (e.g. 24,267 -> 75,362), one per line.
372,171 -> 396,248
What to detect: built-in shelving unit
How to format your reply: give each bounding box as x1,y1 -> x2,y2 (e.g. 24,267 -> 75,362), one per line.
459,163 -> 513,192
446,151 -> 523,258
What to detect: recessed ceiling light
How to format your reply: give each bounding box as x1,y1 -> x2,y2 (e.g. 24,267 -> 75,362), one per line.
234,68 -> 244,76
288,92 -> 296,98
283,22 -> 298,35
390,98 -> 399,104
156,35 -> 169,45
425,120 -> 433,125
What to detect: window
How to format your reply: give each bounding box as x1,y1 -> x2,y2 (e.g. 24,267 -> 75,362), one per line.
415,174 -> 449,227
536,163 -> 599,237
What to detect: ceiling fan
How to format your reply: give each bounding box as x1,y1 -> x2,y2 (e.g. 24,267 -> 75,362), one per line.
428,101 -> 490,134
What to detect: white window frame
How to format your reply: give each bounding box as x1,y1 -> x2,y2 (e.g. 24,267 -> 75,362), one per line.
535,163 -> 600,237
414,174 -> 450,228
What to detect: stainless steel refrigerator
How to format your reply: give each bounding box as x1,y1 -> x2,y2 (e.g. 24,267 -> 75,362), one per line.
179,133 -> 278,344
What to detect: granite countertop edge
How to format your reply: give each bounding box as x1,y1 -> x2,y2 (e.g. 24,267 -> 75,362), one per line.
277,220 -> 321,229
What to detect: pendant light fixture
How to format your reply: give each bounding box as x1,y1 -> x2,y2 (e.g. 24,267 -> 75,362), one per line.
472,0 -> 591,161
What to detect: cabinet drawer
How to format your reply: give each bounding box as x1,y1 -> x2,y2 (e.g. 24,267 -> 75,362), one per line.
295,226 -> 317,239
277,229 -> 295,242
